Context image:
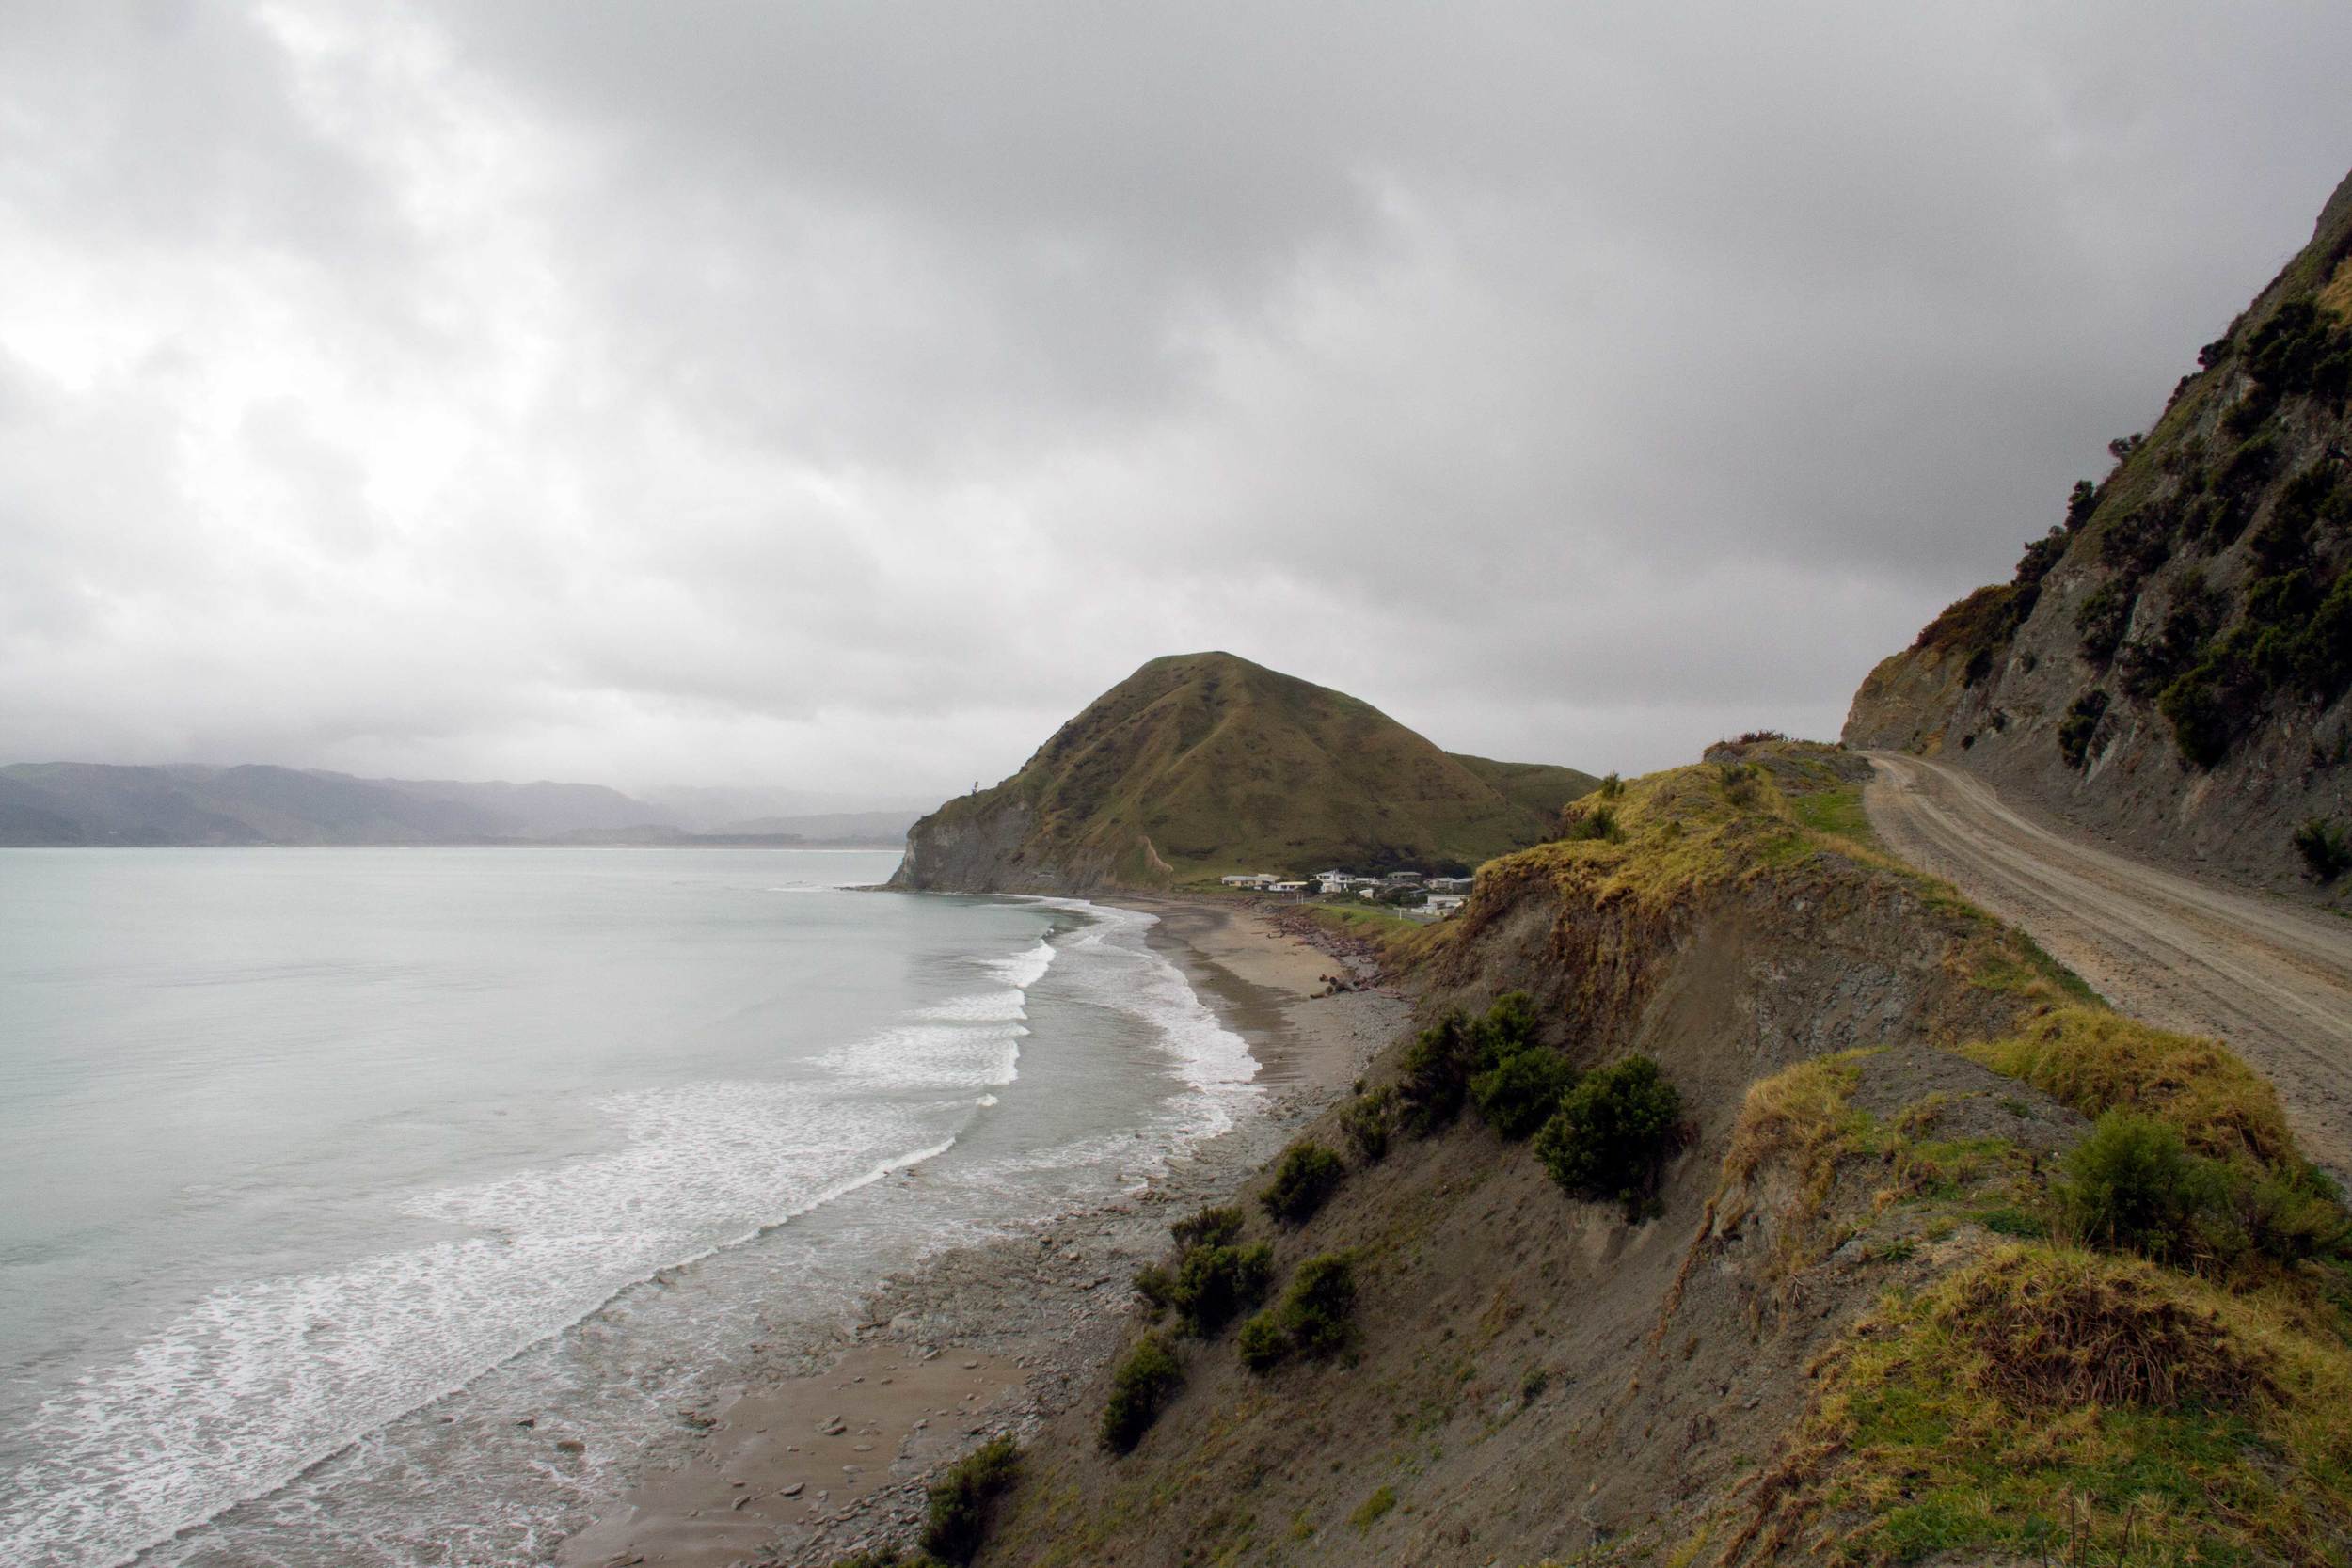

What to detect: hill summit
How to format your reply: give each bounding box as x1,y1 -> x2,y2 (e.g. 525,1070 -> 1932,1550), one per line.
888,652 -> 1597,893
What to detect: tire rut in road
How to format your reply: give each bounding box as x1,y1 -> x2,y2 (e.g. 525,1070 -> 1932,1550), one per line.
1863,752 -> 2352,1178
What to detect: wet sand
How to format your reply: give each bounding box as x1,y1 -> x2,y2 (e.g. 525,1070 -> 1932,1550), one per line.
558,896 -> 1406,1568
1111,895 -> 1365,1085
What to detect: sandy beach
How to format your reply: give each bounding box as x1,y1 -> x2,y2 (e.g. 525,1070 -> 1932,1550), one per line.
556,895 -> 1408,1568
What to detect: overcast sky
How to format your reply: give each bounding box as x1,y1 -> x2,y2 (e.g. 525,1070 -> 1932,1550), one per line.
3,3 -> 2348,798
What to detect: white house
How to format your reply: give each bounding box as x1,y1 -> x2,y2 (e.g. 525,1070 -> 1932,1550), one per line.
1220,873 -> 1279,889
1269,880 -> 1310,894
1424,893 -> 1467,917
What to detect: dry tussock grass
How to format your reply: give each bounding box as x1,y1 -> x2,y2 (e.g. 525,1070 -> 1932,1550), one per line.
1964,1007 -> 2294,1166
1948,1247 -> 2270,1412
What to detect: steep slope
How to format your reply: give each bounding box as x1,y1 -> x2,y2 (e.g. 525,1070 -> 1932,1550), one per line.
888,652 -> 1597,893
1847,166 -> 2352,897
957,742 -> 2352,1567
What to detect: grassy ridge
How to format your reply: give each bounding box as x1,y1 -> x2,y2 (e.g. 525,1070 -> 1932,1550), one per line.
909,652 -> 1597,886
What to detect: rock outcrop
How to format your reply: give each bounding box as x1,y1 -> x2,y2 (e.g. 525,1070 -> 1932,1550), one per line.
1846,166 -> 2352,897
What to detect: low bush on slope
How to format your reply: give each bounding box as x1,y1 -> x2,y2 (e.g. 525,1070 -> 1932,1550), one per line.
1237,1253 -> 1359,1374
1134,1204 -> 1275,1338
1534,1054 -> 1685,1218
920,1437 -> 1022,1565
1099,1333 -> 1184,1453
985,742 -> 2352,1566
1261,1143 -> 1346,1225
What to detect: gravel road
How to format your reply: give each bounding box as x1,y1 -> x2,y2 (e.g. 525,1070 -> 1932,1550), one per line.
1864,751 -> 2352,1177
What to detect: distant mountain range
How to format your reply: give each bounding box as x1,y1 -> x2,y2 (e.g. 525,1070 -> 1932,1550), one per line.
0,763 -> 921,847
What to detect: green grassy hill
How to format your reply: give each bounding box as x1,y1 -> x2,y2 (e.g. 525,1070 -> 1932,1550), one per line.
889,652 -> 1597,892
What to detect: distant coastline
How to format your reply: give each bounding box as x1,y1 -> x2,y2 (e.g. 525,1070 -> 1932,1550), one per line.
0,760 -> 922,848
3,833 -> 908,849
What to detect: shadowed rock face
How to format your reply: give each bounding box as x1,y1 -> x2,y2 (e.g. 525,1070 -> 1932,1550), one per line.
888,651 -> 1597,894
1846,166 -> 2352,899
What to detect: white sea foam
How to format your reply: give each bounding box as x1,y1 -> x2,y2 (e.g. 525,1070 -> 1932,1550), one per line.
918,987 -> 1027,1023
816,1022 -> 1026,1090
1044,901 -> 1260,1090
818,933 -> 1060,1091
0,896 -> 1243,1568
0,1085 -> 953,1568
985,938 -> 1056,990
1006,899 -> 1263,1170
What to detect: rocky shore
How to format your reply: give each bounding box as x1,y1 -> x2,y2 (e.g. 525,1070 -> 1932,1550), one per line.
556,897 -> 1410,1568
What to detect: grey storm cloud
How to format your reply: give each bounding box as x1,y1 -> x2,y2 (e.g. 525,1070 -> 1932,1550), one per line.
2,1 -> 2349,794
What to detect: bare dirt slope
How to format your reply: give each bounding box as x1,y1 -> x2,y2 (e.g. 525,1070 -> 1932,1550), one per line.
1866,750 -> 2352,1174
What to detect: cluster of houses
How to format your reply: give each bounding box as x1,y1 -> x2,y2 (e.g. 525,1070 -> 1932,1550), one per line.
1217,867 -> 1474,917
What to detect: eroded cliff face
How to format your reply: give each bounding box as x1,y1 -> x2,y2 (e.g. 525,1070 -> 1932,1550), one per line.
1846,168 -> 2352,897
888,797 -> 1050,893
971,748 -> 2084,1566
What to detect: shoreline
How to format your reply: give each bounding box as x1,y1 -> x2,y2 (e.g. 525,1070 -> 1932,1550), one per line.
557,895 -> 1409,1568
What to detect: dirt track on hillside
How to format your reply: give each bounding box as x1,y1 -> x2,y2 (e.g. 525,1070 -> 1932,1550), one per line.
1864,752 -> 2352,1176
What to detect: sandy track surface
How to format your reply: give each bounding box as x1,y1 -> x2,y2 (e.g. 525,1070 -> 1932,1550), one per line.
1864,752 -> 2352,1176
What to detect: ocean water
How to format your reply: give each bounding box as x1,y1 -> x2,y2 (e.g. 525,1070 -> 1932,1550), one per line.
0,847 -> 1260,1568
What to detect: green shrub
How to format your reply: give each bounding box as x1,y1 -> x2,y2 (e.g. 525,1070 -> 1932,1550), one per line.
2074,582 -> 2134,666
1168,1204 -> 1245,1251
1341,1085 -> 1398,1162
2246,298 -> 2352,404
1534,1054 -> 1684,1217
1562,802 -> 1621,842
1261,1143 -> 1345,1225
1399,994 -> 1547,1136
2234,1162 -> 2351,1265
2157,668 -> 2233,768
1469,990 -> 1540,1058
1597,771 -> 1624,800
1236,1309 -> 1288,1372
1397,1010 -> 1477,1132
2070,1138 -> 2346,1271
2294,817 -> 2352,881
1241,1253 -> 1359,1374
1136,1205 -> 1270,1335
1100,1333 -> 1184,1452
1281,1253 -> 1359,1357
2066,477 -> 2102,531
1470,1048 -> 1579,1140
2056,689 -> 2109,770
918,1436 -> 1019,1564
1131,1259 -> 1174,1318
2060,1111 -> 2232,1266
2053,1110 -> 2347,1270
1168,1241 -> 1273,1337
